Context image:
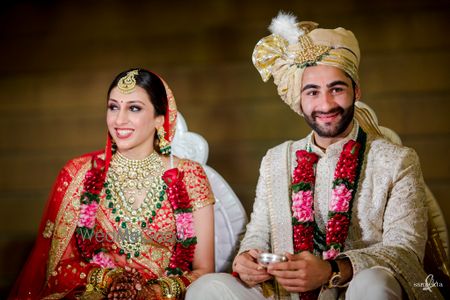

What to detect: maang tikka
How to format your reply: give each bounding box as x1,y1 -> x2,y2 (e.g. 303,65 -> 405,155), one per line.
118,70 -> 139,94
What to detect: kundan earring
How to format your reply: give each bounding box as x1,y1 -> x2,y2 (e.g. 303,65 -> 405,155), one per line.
157,127 -> 171,155
111,141 -> 118,154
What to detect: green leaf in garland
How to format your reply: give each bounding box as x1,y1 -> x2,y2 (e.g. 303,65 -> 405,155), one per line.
166,267 -> 183,276
292,182 -> 312,193
174,208 -> 193,214
332,178 -> 353,190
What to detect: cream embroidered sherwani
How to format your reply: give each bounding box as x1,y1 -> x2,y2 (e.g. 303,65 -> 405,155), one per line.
239,123 -> 442,300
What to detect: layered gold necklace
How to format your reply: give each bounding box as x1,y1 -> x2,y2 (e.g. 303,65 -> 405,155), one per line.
105,151 -> 167,258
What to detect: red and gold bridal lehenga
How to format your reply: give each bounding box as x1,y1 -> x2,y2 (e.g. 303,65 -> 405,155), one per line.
9,74 -> 214,300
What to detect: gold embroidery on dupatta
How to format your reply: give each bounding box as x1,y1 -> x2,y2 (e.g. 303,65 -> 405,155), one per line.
66,156 -> 90,177
42,220 -> 55,239
46,159 -> 91,281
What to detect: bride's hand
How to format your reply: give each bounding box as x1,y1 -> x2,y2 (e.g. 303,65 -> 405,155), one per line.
106,267 -> 145,299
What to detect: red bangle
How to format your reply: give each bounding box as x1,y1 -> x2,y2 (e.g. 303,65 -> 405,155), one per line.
231,271 -> 239,278
179,275 -> 191,287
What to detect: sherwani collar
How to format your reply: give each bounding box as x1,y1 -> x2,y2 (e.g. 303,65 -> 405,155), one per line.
307,120 -> 360,158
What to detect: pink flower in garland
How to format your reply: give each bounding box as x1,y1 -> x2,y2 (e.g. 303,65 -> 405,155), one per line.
291,150 -> 318,255
78,201 -> 99,228
163,167 -> 197,275
290,133 -> 365,300
292,190 -> 314,222
175,212 -> 195,239
329,184 -> 353,212
92,251 -> 116,268
75,155 -> 107,261
322,247 -> 341,260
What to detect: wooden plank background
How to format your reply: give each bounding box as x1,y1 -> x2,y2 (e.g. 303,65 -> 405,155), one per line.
0,0 -> 449,294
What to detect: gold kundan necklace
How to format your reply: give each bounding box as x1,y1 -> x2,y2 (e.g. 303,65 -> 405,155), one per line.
104,151 -> 167,258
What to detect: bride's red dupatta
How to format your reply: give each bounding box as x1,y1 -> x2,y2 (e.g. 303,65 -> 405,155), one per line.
8,144 -> 111,299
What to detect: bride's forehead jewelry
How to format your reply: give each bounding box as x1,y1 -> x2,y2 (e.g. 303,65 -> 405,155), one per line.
118,69 -> 139,94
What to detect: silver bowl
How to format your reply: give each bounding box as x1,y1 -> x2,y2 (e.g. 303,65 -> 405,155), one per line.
257,253 -> 287,266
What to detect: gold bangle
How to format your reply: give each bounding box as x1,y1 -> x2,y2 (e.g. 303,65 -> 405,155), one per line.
158,278 -> 170,298
172,276 -> 186,298
96,268 -> 107,287
158,277 -> 176,299
83,267 -> 107,298
168,277 -> 181,298
87,267 -> 100,285
86,268 -> 99,294
86,267 -> 109,294
173,277 -> 186,297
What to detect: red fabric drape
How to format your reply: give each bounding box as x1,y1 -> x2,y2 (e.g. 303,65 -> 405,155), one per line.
8,150 -> 103,300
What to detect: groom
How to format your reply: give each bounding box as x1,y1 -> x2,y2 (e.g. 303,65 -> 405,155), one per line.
186,12 -> 442,300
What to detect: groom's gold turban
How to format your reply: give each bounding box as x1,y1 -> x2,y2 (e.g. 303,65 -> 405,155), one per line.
252,12 -> 360,116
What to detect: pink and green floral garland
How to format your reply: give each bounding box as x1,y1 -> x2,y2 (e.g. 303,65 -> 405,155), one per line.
74,154 -> 197,276
291,129 -> 365,258
75,156 -> 115,268
291,129 -> 366,299
162,168 -> 197,275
